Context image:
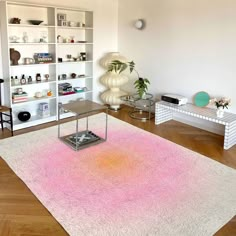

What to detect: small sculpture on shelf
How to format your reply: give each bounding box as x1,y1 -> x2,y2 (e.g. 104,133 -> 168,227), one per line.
9,35 -> 20,43
35,91 -> 43,98
10,48 -> 21,65
71,73 -> 77,78
57,35 -> 63,43
27,76 -> 32,84
20,74 -> 26,85
47,90 -> 53,97
70,36 -> 75,43
80,52 -> 86,61
22,32 -> 28,43
23,57 -> 34,65
67,54 -> 72,61
40,31 -> 48,43
44,74 -> 49,81
16,88 -> 23,95
14,76 -> 19,85
36,73 -> 41,82
11,18 -> 21,24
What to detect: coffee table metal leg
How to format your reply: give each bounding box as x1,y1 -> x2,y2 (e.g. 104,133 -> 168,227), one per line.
58,103 -> 61,138
75,114 -> 79,150
86,116 -> 88,133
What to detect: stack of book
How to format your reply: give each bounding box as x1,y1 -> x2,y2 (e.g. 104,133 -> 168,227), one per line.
58,82 -> 75,96
12,92 -> 28,103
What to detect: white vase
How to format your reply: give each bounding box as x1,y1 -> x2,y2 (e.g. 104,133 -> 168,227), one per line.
216,107 -> 224,118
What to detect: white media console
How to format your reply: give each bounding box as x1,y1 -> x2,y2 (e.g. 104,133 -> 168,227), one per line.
155,101 -> 236,150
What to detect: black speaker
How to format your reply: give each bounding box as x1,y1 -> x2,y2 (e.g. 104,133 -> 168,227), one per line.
18,111 -> 31,122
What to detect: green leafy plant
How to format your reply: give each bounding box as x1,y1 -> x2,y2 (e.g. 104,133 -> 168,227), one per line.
134,77 -> 150,98
107,60 -> 150,98
108,60 -> 135,74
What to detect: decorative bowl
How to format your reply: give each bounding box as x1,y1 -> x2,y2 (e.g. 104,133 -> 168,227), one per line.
28,20 -> 43,25
18,111 -> 31,122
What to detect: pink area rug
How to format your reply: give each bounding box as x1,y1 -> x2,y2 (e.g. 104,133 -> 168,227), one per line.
0,113 -> 236,236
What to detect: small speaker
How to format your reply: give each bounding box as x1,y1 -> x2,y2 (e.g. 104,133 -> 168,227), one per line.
18,111 -> 31,122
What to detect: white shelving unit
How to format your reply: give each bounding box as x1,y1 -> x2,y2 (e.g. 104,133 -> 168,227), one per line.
0,1 -> 93,130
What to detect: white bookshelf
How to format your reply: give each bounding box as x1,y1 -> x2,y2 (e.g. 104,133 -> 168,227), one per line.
0,1 -> 93,130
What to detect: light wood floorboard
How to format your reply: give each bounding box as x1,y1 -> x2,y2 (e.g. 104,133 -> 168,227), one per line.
0,105 -> 235,236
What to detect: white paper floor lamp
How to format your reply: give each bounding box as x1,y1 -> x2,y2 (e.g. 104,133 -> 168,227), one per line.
100,52 -> 129,110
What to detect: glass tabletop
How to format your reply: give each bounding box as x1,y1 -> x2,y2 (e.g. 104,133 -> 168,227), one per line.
131,93 -> 153,101
120,93 -> 153,102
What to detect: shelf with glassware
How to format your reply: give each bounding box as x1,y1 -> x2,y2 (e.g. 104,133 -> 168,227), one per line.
0,1 -> 93,130
8,26 -> 56,44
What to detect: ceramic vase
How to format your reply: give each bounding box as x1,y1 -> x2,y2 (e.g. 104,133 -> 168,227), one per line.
216,107 -> 224,118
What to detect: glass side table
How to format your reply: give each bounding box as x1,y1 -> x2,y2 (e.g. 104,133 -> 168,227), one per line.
121,93 -> 155,121
58,100 -> 108,151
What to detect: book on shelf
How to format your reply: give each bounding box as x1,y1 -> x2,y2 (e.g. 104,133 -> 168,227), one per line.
12,98 -> 28,103
12,92 -> 28,99
59,91 -> 76,95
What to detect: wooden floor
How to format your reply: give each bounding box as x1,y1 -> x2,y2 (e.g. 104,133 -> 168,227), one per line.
0,105 -> 235,236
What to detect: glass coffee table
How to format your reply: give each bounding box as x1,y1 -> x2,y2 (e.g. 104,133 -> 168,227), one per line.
121,93 -> 154,121
58,100 -> 108,151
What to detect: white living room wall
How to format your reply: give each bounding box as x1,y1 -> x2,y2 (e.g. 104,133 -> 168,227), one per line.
118,0 -> 236,115
0,0 -> 118,102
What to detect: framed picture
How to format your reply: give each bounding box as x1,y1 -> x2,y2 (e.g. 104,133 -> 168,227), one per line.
57,14 -> 66,21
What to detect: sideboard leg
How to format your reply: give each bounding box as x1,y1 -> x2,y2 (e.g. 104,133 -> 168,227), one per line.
224,121 -> 236,150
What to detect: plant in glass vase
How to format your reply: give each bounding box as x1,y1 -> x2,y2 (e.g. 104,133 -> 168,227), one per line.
211,97 -> 231,118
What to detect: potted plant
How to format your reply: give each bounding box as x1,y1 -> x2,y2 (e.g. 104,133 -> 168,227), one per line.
107,60 -> 150,98
134,77 -> 150,98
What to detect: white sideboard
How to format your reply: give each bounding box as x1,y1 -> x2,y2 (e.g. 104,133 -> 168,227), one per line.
155,101 -> 236,150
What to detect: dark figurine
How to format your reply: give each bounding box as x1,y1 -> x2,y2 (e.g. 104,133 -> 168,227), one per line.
11,18 -> 21,24
10,48 -> 21,65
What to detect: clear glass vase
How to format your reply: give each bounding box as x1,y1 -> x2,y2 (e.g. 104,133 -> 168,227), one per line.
216,107 -> 224,118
